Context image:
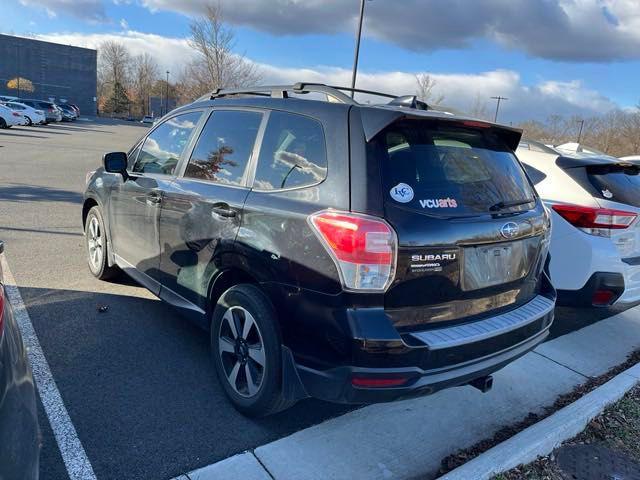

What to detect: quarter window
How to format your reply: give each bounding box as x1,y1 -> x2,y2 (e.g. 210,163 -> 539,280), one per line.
184,110 -> 263,186
132,111 -> 202,175
253,111 -> 327,190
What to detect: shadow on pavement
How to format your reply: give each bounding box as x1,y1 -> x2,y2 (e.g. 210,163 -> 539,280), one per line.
0,184 -> 83,204
20,285 -> 352,480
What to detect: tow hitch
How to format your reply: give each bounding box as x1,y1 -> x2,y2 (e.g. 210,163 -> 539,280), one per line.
469,375 -> 494,393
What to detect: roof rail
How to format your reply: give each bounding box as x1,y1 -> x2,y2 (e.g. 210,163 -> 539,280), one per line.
207,83 -> 423,107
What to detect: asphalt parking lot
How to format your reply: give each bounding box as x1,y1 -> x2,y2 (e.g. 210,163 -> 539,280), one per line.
0,118 -> 623,480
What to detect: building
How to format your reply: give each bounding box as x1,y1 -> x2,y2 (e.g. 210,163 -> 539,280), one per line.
0,34 -> 97,115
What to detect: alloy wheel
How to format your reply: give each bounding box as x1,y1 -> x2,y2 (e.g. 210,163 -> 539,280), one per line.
87,216 -> 103,271
218,306 -> 266,398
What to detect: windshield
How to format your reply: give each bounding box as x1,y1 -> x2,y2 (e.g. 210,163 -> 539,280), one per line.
375,120 -> 535,215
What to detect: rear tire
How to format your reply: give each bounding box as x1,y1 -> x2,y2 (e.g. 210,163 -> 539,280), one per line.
84,206 -> 119,280
0,118 -> 6,129
25,116 -> 32,126
211,284 -> 296,417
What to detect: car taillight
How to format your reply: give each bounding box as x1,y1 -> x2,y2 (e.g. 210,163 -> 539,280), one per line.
552,204 -> 637,236
12,112 -> 20,117
308,210 -> 397,291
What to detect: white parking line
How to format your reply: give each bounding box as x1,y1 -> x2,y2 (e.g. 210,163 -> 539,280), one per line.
1,255 -> 97,480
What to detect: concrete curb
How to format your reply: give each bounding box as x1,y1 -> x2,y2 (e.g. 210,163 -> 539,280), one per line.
438,362 -> 640,480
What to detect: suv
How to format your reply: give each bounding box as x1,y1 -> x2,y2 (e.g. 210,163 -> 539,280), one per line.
83,84 -> 555,416
19,99 -> 62,123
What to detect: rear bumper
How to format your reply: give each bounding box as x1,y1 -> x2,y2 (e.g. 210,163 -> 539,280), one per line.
557,272 -> 624,307
292,291 -> 555,404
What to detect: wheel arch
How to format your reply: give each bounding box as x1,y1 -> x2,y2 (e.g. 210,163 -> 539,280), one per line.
207,267 -> 261,320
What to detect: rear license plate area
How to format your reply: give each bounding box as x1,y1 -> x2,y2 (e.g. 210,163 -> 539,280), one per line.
462,239 -> 535,291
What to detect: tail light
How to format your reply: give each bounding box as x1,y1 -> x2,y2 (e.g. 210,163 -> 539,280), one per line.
308,210 -> 397,291
12,112 -> 20,117
552,204 -> 637,237
352,376 -> 408,388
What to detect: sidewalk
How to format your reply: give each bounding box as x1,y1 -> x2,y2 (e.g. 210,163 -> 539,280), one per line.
178,305 -> 640,480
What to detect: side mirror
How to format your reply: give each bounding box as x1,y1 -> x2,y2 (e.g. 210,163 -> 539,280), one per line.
103,152 -> 128,179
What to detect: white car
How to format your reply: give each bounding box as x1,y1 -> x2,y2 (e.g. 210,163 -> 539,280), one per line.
141,115 -> 154,124
4,102 -> 46,126
0,104 -> 24,128
517,139 -> 640,307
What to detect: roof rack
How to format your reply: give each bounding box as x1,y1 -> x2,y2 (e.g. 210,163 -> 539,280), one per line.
207,83 -> 429,110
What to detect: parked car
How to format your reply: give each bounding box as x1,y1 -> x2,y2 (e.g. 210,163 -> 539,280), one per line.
68,104 -> 80,117
0,240 -> 40,479
57,104 -> 77,121
0,104 -> 24,128
84,84 -> 555,416
517,139 -> 640,307
4,102 -> 46,126
19,99 -> 62,123
141,115 -> 154,124
0,95 -> 19,102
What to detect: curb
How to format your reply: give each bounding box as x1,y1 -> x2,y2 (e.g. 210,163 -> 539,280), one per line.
438,362 -> 640,480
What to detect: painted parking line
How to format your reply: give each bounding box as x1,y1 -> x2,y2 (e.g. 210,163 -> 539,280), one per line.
1,254 -> 96,480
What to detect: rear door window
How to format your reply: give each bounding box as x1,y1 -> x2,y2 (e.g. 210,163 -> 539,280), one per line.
587,164 -> 640,207
184,110 -> 263,185
376,121 -> 534,215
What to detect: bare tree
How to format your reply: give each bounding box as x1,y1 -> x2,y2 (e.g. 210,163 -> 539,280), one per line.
184,4 -> 261,99
468,94 -> 490,120
131,52 -> 160,116
415,73 -> 445,105
98,41 -> 131,114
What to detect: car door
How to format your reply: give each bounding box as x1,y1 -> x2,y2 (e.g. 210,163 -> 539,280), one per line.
157,108 -> 265,315
108,110 -> 204,294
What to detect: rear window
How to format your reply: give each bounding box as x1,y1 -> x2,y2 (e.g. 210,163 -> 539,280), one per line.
587,164 -> 640,207
375,121 -> 534,215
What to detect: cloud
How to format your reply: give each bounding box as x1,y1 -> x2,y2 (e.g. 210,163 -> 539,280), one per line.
35,30 -> 620,122
141,0 -> 640,62
18,0 -> 108,23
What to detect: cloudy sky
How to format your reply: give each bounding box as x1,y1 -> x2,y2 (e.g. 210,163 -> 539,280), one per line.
5,0 -> 640,122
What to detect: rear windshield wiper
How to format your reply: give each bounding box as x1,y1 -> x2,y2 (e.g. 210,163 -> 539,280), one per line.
489,198 -> 535,212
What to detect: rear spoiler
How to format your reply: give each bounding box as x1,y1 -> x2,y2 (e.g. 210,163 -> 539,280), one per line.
555,155 -> 636,169
359,107 -> 523,151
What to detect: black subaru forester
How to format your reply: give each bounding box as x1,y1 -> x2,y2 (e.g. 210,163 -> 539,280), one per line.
83,84 -> 555,416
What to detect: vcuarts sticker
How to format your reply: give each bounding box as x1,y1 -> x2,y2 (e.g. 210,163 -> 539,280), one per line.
419,197 -> 458,209
390,183 -> 414,203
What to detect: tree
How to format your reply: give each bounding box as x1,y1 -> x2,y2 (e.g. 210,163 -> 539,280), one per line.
415,74 -> 445,105
7,77 -> 34,93
131,53 -> 160,116
98,41 -> 131,114
468,94 -> 490,120
183,4 -> 261,100
103,81 -> 130,115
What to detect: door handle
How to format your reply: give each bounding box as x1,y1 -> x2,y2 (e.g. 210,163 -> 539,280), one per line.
211,204 -> 236,218
146,191 -> 162,205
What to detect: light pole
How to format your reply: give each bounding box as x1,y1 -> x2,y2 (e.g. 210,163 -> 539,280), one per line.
16,42 -> 20,98
577,119 -> 585,144
491,96 -> 508,123
165,70 -> 170,115
350,0 -> 370,98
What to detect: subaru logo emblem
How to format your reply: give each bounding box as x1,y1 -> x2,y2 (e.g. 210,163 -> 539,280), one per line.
501,222 -> 519,239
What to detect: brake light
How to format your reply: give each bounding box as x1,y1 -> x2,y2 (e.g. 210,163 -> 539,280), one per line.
592,289 -> 616,306
459,120 -> 491,129
308,210 -> 397,291
12,112 -> 20,117
552,204 -> 637,232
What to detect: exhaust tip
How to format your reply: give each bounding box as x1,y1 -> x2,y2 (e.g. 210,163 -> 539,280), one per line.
469,375 -> 494,393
